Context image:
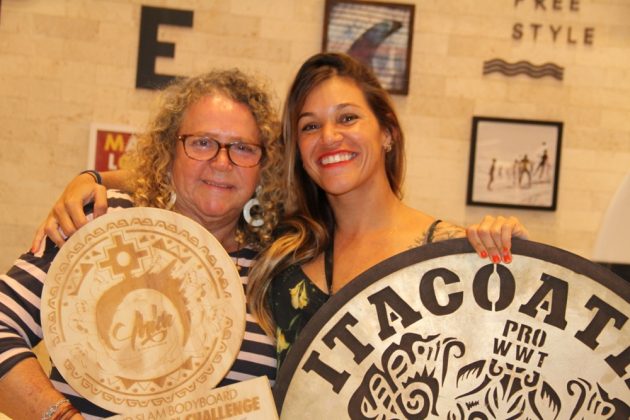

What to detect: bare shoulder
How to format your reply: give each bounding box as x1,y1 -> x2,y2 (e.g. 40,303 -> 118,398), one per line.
430,220 -> 466,243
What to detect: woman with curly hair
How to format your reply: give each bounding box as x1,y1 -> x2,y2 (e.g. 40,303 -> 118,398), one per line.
1,69 -> 283,419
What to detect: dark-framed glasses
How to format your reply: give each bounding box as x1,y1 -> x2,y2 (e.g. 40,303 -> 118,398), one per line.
178,134 -> 264,168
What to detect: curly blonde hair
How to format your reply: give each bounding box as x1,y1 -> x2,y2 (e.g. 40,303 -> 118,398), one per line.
127,69 -> 284,248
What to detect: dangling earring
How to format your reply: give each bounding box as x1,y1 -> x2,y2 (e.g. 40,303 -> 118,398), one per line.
164,171 -> 177,210
166,190 -> 177,210
243,186 -> 264,227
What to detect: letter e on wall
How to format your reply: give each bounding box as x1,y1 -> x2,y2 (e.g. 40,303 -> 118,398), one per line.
136,5 -> 193,89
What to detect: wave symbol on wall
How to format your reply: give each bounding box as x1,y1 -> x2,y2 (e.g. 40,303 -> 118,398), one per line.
483,59 -> 564,80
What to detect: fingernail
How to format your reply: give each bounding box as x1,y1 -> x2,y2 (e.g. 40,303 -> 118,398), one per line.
492,255 -> 500,264
503,253 -> 512,263
480,250 -> 488,258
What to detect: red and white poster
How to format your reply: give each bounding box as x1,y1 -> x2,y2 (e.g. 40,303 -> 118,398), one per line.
88,123 -> 137,171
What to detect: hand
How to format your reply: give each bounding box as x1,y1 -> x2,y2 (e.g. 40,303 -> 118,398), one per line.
31,173 -> 108,251
466,215 -> 529,264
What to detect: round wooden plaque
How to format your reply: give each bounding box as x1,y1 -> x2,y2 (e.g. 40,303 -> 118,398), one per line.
42,207 -> 245,414
274,239 -> 629,419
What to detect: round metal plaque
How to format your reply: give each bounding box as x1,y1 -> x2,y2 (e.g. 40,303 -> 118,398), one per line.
274,239 -> 629,419
42,207 -> 245,414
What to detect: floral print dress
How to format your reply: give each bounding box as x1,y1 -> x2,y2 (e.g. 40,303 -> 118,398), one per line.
270,263 -> 331,367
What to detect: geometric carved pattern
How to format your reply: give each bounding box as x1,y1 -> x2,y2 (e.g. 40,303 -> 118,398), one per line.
43,208 -> 245,416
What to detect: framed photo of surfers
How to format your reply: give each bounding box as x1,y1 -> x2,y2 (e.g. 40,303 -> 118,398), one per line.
466,116 -> 563,211
322,0 -> 415,95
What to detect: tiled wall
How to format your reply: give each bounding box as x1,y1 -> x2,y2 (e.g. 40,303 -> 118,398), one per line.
0,0 -> 628,274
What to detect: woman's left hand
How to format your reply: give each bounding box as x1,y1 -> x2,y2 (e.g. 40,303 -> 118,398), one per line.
466,215 -> 529,264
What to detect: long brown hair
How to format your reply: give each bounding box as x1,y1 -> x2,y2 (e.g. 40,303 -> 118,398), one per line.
248,52 -> 406,336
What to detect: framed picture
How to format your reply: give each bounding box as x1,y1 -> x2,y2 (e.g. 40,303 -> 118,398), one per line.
466,116 -> 563,211
322,0 -> 415,95
88,123 -> 137,172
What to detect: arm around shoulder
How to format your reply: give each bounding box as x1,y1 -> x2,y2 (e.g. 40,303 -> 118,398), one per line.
31,170 -> 133,250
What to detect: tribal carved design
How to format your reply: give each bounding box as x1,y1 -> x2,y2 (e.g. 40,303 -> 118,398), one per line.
448,359 -> 561,419
348,333 -> 464,419
43,209 -> 245,414
346,333 -> 629,419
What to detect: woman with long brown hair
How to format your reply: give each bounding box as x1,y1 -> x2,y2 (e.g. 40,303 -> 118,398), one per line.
247,52 -> 528,366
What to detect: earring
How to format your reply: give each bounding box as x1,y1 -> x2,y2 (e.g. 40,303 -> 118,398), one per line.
166,190 -> 177,210
243,187 -> 264,227
383,141 -> 392,153
165,172 -> 177,210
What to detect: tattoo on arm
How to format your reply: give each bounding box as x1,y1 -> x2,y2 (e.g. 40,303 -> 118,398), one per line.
410,235 -> 426,249
408,221 -> 466,249
432,223 -> 466,243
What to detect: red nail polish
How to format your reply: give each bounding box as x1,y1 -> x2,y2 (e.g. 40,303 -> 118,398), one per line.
504,254 -> 512,263
492,255 -> 500,264
480,250 -> 488,258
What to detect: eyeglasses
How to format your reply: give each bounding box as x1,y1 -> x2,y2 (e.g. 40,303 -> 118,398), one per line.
178,134 -> 264,168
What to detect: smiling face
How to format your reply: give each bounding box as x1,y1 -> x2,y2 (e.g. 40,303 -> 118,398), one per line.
296,76 -> 391,197
172,94 -> 261,231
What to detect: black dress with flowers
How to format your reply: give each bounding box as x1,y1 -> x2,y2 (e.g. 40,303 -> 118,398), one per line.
270,264 -> 331,367
270,219 -> 447,367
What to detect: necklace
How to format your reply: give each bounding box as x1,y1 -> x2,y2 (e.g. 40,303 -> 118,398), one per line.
324,236 -> 334,294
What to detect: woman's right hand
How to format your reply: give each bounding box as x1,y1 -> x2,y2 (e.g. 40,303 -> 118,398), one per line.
31,172 -> 108,251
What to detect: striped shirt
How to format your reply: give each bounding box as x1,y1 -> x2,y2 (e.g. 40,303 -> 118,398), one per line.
0,191 -> 276,418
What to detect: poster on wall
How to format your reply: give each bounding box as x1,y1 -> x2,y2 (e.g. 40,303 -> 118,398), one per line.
88,123 -> 137,171
322,0 -> 415,95
466,116 -> 563,211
